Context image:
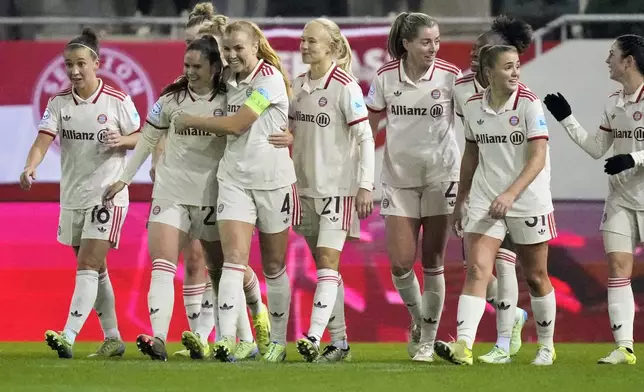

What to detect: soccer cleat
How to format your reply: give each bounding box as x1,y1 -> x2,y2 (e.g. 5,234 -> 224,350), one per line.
262,342 -> 287,363
314,345 -> 352,363
296,336 -> 320,362
252,304 -> 271,356
411,342 -> 434,362
181,331 -> 211,360
597,347 -> 636,365
510,308 -> 528,356
531,345 -> 556,366
234,340 -> 259,361
407,324 -> 421,358
434,340 -> 473,365
136,334 -> 168,361
478,345 -> 511,364
44,330 -> 73,359
87,338 -> 125,358
172,349 -> 192,357
212,337 -> 236,362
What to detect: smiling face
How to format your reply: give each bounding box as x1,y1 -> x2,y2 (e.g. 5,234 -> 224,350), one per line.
300,22 -> 334,66
223,29 -> 258,74
64,47 -> 99,91
184,49 -> 214,91
486,49 -> 520,95
402,25 -> 440,67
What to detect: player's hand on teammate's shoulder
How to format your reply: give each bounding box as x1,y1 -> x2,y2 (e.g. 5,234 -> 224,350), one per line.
19,167 -> 36,190
355,187 -> 373,219
102,181 -> 127,208
488,192 -> 516,219
543,92 -> 572,122
268,126 -> 293,148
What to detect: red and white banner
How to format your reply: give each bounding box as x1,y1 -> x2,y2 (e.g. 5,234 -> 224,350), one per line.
0,32 -> 553,200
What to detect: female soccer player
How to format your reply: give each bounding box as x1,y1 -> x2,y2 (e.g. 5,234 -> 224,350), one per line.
104,36 -> 261,362
544,34 -> 644,365
435,44 -> 557,366
175,20 -> 296,363
20,27 -> 141,359
364,12 -> 461,362
452,15 -> 532,362
289,18 -> 374,362
155,2 -> 272,359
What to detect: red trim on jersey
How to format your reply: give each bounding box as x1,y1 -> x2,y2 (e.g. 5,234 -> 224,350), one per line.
332,73 -> 352,86
518,81 -> 527,89
528,135 -> 549,141
636,85 -> 644,102
599,125 -> 612,132
146,119 -> 169,130
547,212 -> 557,239
465,138 -> 476,143
103,91 -> 126,102
130,128 -> 141,134
260,63 -> 274,76
466,93 -> 483,104
103,85 -> 125,100
455,74 -> 475,85
434,63 -> 460,76
428,65 -> 436,81
376,60 -> 399,75
511,89 -> 522,110
323,66 -> 338,89
71,94 -> 79,105
109,206 -> 124,245
518,90 -> 539,102
609,90 -> 621,98
89,82 -> 106,104
291,184 -> 301,226
250,59 -> 265,81
367,105 -> 385,113
435,58 -> 461,74
38,129 -> 56,138
348,117 -> 368,126
342,196 -> 353,231
333,68 -> 354,85
53,88 -> 72,99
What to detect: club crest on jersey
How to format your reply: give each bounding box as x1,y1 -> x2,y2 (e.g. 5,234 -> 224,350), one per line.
97,114 -> 108,124
430,104 -> 443,118
246,87 -> 253,97
152,206 -> 161,215
33,47 -> 156,150
431,89 -> 441,99
214,108 -> 225,116
318,97 -> 327,107
382,198 -> 390,208
633,111 -> 642,121
509,115 -> 520,126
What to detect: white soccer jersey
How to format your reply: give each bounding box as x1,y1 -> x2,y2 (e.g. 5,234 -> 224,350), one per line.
463,86 -> 553,217
218,59 -> 297,190
38,79 -> 140,209
146,88 -> 227,206
290,64 -> 371,197
365,58 -> 462,188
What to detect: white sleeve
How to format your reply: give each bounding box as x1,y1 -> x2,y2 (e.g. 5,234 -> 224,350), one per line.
558,106 -> 614,159
117,95 -> 141,135
364,74 -> 386,112
146,96 -> 171,130
464,119 -> 475,143
525,99 -> 550,142
119,120 -> 166,184
341,82 -> 369,126
37,97 -> 60,138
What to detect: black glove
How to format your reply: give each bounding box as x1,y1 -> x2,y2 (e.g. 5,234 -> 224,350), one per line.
544,92 -> 572,122
604,154 -> 635,175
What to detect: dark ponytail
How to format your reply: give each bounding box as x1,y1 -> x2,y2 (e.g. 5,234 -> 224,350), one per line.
66,26 -> 99,59
490,15 -> 533,55
387,12 -> 438,60
161,35 -> 225,102
616,34 -> 644,75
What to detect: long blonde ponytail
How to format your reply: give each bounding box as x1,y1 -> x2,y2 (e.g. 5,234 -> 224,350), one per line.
310,18 -> 354,77
226,21 -> 292,98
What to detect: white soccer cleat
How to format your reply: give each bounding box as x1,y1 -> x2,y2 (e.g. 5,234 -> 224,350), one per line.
531,345 -> 556,366
597,347 -> 636,365
478,345 -> 511,364
407,324 -> 421,358
411,342 -> 434,362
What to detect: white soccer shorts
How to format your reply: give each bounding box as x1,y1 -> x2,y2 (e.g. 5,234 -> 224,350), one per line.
58,205 -> 128,249
600,202 -> 644,254
464,208 -> 557,245
294,196 -> 358,251
147,198 -> 220,242
216,180 -> 301,234
380,181 -> 458,218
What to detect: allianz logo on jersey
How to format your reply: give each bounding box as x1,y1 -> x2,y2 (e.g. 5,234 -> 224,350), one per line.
61,128 -> 109,142
390,105 -> 427,116
294,111 -> 330,128
175,127 -> 212,136
476,131 -> 525,145
614,127 -> 644,141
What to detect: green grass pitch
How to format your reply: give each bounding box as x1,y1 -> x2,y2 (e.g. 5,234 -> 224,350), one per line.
1,343 -> 643,391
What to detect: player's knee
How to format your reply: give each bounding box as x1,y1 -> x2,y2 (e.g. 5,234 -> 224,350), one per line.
315,252 -> 339,270
607,253 -> 633,278
184,258 -> 203,277
523,268 -> 548,293
465,262 -> 489,283
421,251 -> 444,269
390,264 -> 414,277
76,254 -> 104,271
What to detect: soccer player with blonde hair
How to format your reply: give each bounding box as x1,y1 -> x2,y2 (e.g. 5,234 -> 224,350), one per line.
290,18 -> 375,363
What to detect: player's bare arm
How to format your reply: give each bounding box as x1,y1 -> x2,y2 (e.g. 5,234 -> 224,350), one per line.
20,133 -> 55,190
105,130 -> 140,150
175,101 -> 259,136
489,138 -> 546,219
